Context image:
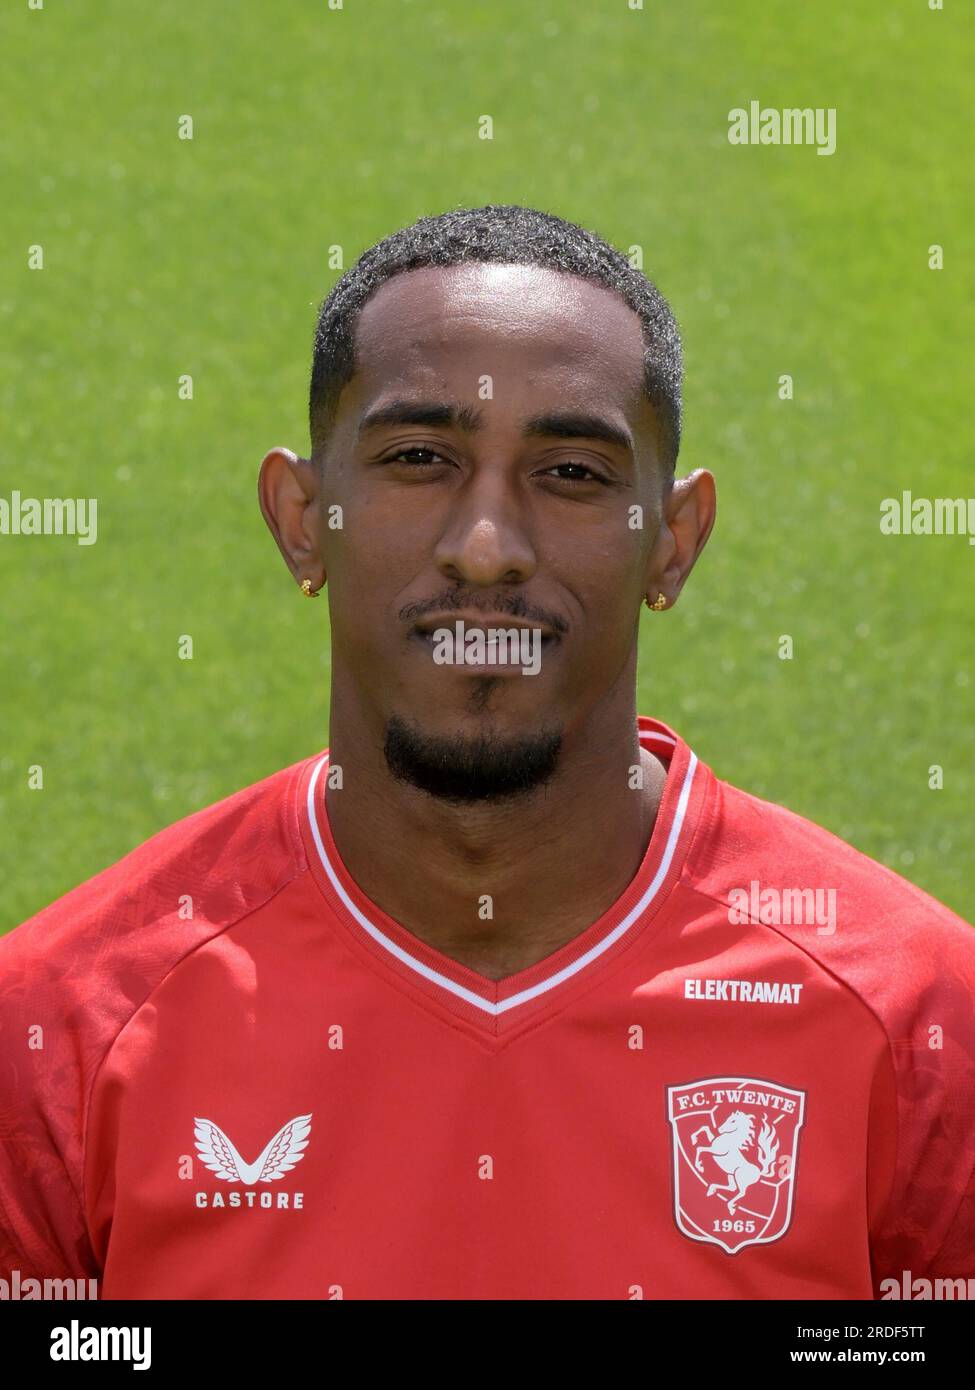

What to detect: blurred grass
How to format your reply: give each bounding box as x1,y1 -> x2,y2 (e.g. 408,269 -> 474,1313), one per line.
0,0 -> 971,928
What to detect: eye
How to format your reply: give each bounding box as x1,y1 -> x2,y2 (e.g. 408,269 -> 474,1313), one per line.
541,461 -> 610,484
385,445 -> 448,466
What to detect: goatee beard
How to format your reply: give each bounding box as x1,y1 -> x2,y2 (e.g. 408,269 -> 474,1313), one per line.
383,715 -> 563,803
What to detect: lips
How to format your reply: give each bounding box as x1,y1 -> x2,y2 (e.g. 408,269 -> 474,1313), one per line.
407,615 -> 558,676
411,613 -> 558,643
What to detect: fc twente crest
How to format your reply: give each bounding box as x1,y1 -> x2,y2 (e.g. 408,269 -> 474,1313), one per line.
667,1076 -> 805,1254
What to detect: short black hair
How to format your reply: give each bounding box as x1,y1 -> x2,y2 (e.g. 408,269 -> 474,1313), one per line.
309,203 -> 683,469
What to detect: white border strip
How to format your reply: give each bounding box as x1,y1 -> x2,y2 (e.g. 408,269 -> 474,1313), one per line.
305,747 -> 697,1017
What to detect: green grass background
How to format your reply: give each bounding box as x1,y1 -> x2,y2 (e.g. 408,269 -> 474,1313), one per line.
1,0 -> 971,930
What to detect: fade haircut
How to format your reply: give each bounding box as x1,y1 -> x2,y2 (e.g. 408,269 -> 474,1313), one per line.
308,203 -> 683,470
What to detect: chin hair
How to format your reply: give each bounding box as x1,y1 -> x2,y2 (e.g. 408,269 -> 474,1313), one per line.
383,714 -> 563,803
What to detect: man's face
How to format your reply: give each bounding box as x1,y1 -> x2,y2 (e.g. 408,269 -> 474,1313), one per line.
315,262 -> 672,799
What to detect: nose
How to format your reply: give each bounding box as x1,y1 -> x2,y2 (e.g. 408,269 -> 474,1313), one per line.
433,476 -> 538,588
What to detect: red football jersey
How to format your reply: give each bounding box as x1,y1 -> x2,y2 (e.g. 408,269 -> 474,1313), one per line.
1,716 -> 973,1300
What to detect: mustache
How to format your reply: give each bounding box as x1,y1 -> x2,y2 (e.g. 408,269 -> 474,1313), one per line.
399,588 -> 568,637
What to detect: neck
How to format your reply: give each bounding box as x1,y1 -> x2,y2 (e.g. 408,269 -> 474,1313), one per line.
323,673 -> 666,982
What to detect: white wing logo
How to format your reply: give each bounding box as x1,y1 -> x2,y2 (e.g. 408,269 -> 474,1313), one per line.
194,1114 -> 313,1185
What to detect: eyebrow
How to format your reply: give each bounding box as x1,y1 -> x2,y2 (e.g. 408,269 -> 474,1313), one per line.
357,400 -> 633,453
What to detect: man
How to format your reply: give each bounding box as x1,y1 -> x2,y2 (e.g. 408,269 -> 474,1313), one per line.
1,204 -> 972,1300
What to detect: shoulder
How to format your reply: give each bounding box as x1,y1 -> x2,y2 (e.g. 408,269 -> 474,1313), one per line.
687,769 -> 974,964
0,752 -> 321,1278
682,763 -> 975,1084
0,751 -> 318,1017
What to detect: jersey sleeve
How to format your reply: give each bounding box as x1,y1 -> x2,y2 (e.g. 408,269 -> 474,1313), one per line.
685,775 -> 975,1296
0,755 -> 308,1288
869,922 -> 975,1290
0,922 -> 97,1282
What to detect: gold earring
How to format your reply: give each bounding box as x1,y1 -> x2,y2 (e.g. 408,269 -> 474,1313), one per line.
300,578 -> 318,598
646,592 -> 667,611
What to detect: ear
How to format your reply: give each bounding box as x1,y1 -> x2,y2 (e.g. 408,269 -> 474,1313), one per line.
645,468 -> 716,607
257,447 -> 326,592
